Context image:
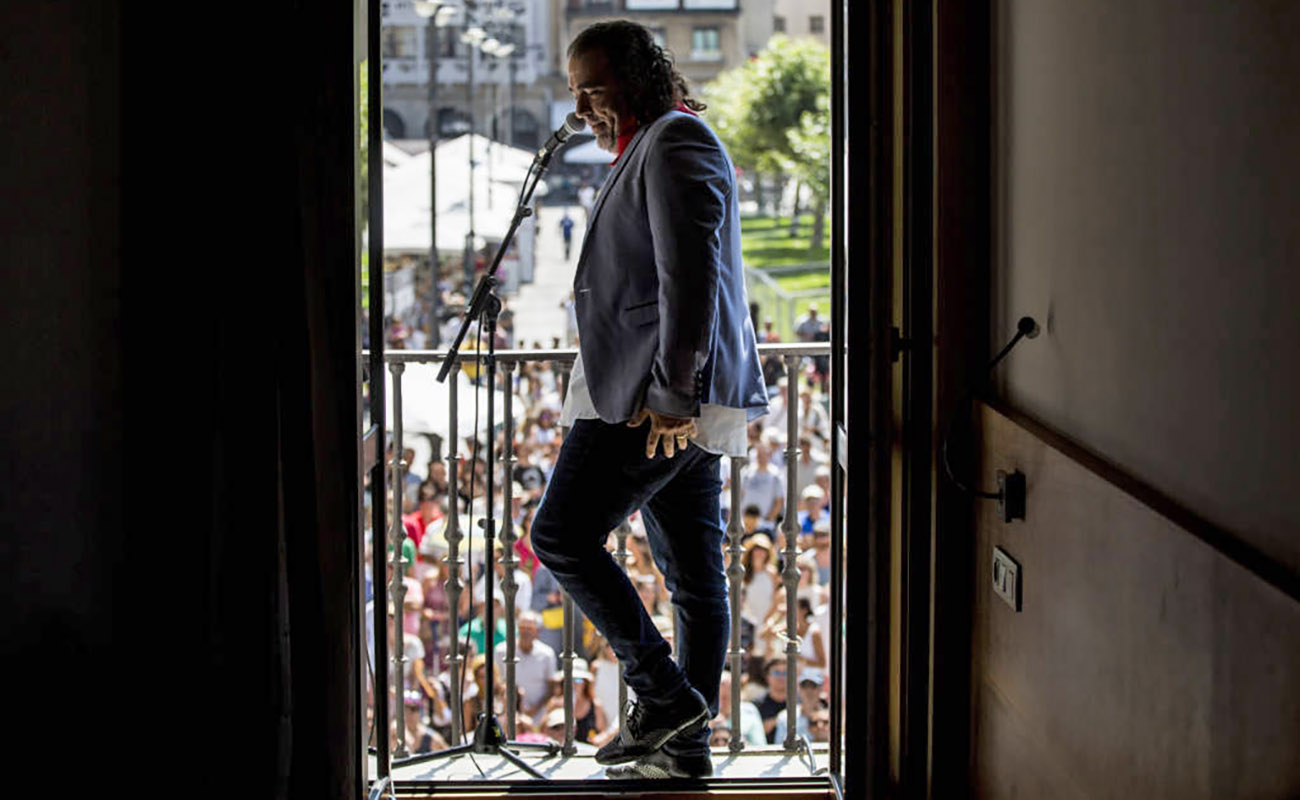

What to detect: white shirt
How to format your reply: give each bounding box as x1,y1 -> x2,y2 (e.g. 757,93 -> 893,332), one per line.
474,569 -> 533,615
560,352 -> 749,458
740,462 -> 784,517
494,638 -> 557,710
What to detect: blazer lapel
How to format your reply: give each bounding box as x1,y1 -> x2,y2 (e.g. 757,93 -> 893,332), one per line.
574,123 -> 653,284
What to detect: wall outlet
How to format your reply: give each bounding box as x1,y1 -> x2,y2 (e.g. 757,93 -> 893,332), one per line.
992,547 -> 1021,611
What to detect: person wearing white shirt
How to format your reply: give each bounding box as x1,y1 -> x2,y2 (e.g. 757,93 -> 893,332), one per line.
493,611 -> 557,723
740,441 -> 784,524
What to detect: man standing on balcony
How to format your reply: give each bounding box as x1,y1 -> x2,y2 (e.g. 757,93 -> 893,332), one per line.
530,20 -> 767,780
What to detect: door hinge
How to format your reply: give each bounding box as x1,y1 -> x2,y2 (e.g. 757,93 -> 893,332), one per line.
890,326 -> 911,363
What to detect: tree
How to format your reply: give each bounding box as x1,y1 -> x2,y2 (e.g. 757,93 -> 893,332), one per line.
704,35 -> 829,244
788,93 -> 830,251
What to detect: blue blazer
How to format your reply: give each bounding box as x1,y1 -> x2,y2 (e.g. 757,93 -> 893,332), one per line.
573,110 -> 768,423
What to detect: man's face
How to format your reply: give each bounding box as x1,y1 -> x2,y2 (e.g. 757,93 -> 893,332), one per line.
518,619 -> 538,649
568,47 -> 629,153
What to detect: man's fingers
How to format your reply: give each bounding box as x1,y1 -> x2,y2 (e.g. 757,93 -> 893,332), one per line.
645,429 -> 660,459
663,433 -> 676,459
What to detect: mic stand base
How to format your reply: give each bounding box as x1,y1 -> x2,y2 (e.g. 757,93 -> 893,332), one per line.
392,713 -> 559,779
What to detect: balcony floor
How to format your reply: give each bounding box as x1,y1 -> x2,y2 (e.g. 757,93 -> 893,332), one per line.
371,742 -> 833,787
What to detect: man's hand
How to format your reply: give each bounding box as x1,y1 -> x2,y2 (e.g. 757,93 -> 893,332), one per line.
627,408 -> 699,459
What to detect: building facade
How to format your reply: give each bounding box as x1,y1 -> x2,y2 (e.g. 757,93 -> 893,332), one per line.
771,0 -> 830,45
381,0 -> 553,149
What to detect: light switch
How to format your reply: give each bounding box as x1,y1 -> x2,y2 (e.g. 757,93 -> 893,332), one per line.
992,546 -> 1021,611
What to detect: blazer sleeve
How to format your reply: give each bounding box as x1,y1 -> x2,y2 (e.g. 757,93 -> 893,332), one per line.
641,116 -> 730,418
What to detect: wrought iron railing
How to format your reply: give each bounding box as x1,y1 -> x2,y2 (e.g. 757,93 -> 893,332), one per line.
374,342 -> 833,771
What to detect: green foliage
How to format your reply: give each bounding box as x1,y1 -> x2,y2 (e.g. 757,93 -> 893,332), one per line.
704,35 -> 830,175
359,58 -> 369,225
788,92 -> 829,205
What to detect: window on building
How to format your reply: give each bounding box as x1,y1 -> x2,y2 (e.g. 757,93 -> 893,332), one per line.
650,26 -> 667,49
809,15 -> 825,34
773,15 -> 786,33
691,26 -> 721,60
381,26 -> 419,59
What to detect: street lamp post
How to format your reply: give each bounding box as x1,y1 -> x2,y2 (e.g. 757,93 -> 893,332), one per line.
415,1 -> 458,344
462,23 -> 486,297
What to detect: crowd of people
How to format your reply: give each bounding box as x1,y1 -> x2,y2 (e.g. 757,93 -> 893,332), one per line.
363,300 -> 835,757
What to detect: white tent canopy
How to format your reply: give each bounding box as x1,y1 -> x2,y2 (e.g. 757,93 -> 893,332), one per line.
562,137 -> 612,165
383,134 -> 547,253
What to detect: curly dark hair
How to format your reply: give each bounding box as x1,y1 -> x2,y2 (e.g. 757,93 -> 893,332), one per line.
567,20 -> 706,124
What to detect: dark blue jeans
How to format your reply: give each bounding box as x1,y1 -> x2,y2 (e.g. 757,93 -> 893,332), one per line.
531,418 -> 728,752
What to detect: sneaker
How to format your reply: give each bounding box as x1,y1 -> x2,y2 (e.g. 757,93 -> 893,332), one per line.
605,746 -> 714,779
593,687 -> 710,765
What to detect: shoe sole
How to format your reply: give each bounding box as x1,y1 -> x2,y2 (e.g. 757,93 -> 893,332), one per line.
593,706 -> 710,766
606,753 -> 714,780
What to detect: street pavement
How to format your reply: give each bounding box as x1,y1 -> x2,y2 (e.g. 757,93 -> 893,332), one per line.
506,204 -> 584,348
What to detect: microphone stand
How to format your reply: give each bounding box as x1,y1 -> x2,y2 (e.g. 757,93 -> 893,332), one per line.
395,152 -> 558,779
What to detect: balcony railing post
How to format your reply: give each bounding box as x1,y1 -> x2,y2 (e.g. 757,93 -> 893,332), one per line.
561,590 -> 577,755
613,519 -> 632,731
726,456 -> 746,753
557,359 -> 579,755
444,356 -> 464,744
389,361 -> 409,759
499,360 -> 519,739
781,353 -> 802,752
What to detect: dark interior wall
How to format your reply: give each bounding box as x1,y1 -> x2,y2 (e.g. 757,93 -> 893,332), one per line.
972,2 -> 1300,797
1,0 -> 124,736
972,405 -> 1300,800
4,3 -> 363,797
991,0 -> 1300,573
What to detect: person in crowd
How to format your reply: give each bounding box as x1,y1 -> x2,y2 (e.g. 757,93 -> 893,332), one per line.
404,689 -> 448,754
754,657 -> 789,743
797,485 -> 829,535
403,481 -> 443,546
707,718 -> 733,749
420,558 -> 450,675
717,668 -> 766,747
458,595 -> 507,657
493,610 -> 557,726
741,533 -> 779,630
740,503 -> 776,539
807,707 -> 831,743
793,433 -> 829,499
772,669 -> 826,744
559,208 -> 576,260
799,388 -> 830,445
529,560 -> 565,655
473,540 -> 533,615
795,302 -> 826,343
794,596 -> 827,681
590,637 -> 630,732
540,658 -> 608,744
810,525 -> 832,586
740,440 -> 784,526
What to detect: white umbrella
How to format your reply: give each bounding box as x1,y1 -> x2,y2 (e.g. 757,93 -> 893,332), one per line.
382,133 -> 548,253
384,361 -> 526,440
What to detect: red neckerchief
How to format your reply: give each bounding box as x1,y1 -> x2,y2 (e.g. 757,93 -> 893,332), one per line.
611,103 -> 698,165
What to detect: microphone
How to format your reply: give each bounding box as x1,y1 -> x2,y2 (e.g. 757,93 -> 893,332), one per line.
538,113 -> 586,160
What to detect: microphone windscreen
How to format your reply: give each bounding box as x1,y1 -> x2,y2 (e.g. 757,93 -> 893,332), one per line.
563,112 -> 586,137
1017,316 -> 1040,339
